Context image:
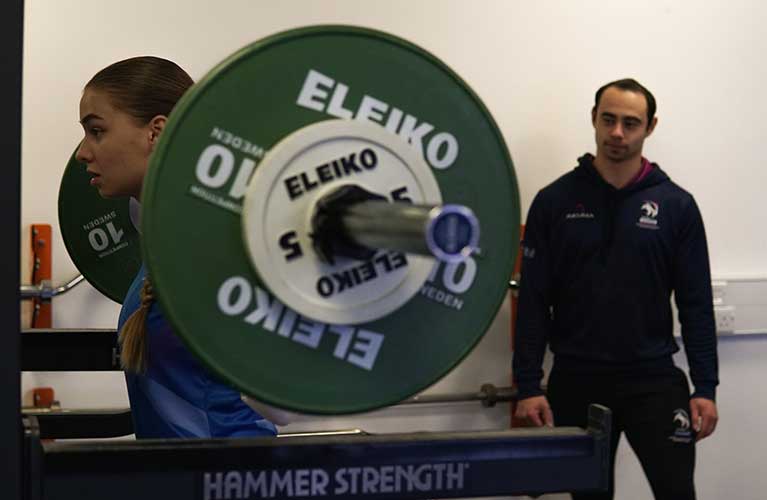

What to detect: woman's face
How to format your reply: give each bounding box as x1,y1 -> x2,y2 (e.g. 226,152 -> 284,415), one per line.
76,87 -> 157,199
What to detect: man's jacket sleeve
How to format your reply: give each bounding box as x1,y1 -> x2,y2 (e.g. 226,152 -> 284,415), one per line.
673,196 -> 719,401
512,192 -> 553,400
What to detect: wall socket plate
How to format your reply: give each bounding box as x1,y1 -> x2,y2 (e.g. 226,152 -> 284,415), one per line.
674,277 -> 767,337
714,305 -> 736,334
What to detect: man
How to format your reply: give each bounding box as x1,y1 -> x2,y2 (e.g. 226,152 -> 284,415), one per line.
512,79 -> 719,499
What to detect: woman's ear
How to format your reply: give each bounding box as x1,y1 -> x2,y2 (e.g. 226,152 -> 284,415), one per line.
148,115 -> 168,148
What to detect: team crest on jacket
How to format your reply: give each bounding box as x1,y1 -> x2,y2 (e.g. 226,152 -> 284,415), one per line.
637,200 -> 660,229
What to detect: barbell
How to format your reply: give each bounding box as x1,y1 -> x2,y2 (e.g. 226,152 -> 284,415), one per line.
57,25 -> 520,414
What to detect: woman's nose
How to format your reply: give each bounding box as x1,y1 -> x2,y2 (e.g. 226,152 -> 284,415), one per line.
75,141 -> 92,163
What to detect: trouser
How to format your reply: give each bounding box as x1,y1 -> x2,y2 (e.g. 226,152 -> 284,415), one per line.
547,365 -> 696,500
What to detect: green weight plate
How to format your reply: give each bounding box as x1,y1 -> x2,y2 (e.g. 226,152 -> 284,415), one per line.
58,149 -> 142,303
142,25 -> 520,414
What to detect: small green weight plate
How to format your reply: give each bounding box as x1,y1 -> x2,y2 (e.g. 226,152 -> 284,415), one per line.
58,149 -> 142,303
142,26 -> 520,414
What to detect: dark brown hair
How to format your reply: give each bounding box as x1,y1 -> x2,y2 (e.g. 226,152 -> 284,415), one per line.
86,56 -> 193,125
594,78 -> 657,129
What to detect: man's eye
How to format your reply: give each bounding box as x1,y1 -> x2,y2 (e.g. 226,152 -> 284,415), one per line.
90,128 -> 103,137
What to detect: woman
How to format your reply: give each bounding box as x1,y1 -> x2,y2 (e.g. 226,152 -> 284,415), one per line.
75,56 -> 280,438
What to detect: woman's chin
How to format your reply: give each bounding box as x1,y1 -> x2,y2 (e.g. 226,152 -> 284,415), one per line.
96,187 -> 120,199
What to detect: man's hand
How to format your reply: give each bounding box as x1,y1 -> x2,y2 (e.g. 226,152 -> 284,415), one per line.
515,395 -> 554,427
690,397 -> 718,441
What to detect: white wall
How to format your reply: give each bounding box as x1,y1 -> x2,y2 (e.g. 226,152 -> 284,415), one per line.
20,1 -> 766,499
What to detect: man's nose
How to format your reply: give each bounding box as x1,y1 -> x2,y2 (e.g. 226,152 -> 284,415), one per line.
609,123 -> 624,139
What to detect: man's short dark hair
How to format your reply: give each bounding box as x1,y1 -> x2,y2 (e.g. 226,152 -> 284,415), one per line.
594,78 -> 656,128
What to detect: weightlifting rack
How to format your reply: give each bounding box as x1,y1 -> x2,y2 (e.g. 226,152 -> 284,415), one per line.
19,327 -> 611,498
3,2 -> 610,498
22,407 -> 611,500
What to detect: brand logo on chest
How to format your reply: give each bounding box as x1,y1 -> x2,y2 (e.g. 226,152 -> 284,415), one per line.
565,202 -> 595,220
637,200 -> 660,230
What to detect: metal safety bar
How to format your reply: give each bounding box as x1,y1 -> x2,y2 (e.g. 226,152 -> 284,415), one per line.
20,406 -> 369,440
19,274 -> 85,300
402,383 -> 516,407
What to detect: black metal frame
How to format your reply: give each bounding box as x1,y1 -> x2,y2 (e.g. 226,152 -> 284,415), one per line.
23,408 -> 134,440
2,1 -> 24,499
22,329 -> 120,371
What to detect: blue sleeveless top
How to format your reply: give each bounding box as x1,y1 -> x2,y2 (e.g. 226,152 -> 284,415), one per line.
118,265 -> 277,438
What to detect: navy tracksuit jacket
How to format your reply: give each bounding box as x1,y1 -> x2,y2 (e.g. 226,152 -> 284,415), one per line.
513,154 -> 718,401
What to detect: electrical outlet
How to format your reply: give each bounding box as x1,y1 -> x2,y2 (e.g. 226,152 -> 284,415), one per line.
714,305 -> 736,333
711,280 -> 727,306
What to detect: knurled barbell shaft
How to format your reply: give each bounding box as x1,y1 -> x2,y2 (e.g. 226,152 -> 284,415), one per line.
340,200 -> 478,261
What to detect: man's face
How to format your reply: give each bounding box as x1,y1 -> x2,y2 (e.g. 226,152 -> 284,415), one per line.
592,86 -> 657,163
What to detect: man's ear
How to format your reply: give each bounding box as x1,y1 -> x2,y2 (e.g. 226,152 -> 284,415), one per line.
646,116 -> 658,137
148,115 -> 168,148
591,107 -> 597,126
